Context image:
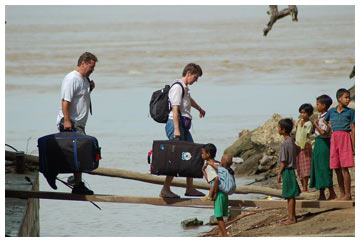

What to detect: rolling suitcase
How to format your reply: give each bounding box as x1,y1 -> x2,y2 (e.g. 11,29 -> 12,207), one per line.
38,132 -> 101,189
150,140 -> 204,178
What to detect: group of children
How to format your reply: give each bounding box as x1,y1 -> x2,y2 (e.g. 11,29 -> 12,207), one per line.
202,88 -> 354,234
278,88 -> 355,225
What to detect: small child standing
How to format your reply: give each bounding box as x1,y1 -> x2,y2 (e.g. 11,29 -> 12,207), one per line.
277,118 -> 301,225
324,88 -> 355,201
295,103 -> 314,192
212,154 -> 234,237
310,95 -> 337,200
201,143 -> 220,201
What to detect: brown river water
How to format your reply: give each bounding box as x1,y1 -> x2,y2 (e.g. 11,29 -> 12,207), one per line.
5,5 -> 354,236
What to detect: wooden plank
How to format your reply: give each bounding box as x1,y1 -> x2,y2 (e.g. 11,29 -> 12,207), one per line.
5,189 -> 213,207
3,151 -> 319,199
5,189 -> 354,209
89,167 -> 316,199
5,150 -> 38,164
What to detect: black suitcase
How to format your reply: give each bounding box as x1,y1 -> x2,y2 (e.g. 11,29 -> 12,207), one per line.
150,140 -> 204,178
38,132 -> 101,189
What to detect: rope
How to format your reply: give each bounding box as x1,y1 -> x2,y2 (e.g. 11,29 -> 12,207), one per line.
5,144 -> 18,152
56,177 -> 101,210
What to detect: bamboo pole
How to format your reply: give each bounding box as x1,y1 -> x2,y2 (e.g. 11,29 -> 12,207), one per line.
5,189 -> 354,209
5,150 -> 314,199
5,150 -> 39,164
89,168 -> 314,200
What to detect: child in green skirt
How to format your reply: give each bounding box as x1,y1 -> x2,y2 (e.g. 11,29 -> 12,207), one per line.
310,95 -> 337,200
277,119 -> 301,225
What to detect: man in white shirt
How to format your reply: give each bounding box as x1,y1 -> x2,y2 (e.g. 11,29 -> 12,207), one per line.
161,63 -> 206,198
56,52 -> 97,195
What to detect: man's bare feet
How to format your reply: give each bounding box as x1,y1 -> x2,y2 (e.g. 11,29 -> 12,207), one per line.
159,189 -> 180,198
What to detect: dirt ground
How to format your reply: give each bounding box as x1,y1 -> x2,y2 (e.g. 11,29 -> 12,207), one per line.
225,206 -> 355,237
200,168 -> 355,237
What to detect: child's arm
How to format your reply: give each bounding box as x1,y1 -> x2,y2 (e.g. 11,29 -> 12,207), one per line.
351,123 -> 355,154
313,119 -> 328,135
277,161 -> 286,183
322,119 -> 332,132
202,163 -> 209,183
298,119 -> 304,127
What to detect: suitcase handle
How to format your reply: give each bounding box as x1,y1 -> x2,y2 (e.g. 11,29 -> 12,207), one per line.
61,129 -> 76,133
147,150 -> 153,164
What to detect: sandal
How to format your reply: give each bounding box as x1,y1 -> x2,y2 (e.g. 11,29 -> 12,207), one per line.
200,196 -> 212,201
184,189 -> 205,197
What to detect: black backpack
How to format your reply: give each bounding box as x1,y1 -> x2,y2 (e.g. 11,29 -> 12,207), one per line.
149,82 -> 184,123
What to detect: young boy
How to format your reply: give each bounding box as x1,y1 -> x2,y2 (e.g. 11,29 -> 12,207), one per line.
310,95 -> 337,200
295,103 -> 314,192
324,88 -> 355,201
201,143 -> 220,201
212,154 -> 234,236
277,118 -> 301,225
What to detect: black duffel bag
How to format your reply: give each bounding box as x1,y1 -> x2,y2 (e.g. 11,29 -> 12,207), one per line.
149,140 -> 204,178
38,132 -> 101,189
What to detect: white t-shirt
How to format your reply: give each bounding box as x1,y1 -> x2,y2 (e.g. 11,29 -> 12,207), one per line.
56,70 -> 91,127
205,165 -> 218,182
168,80 -> 192,119
314,112 -> 331,138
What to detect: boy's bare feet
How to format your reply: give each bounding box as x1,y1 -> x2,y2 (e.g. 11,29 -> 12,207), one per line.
335,192 -> 345,200
327,188 -> 337,200
281,219 -> 297,226
336,195 -> 352,201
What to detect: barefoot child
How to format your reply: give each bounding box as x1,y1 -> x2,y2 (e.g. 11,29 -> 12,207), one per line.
324,88 -> 355,201
212,154 -> 234,236
295,103 -> 314,192
201,143 -> 220,201
310,95 -> 337,200
277,119 -> 301,225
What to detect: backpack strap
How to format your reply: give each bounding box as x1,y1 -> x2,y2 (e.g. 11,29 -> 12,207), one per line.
169,81 -> 185,117
170,81 -> 185,99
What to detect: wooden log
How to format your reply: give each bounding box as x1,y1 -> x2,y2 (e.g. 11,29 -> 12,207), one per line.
89,167 -> 281,196
4,151 -> 314,199
5,150 -> 39,164
5,189 -> 354,209
89,167 -> 314,199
